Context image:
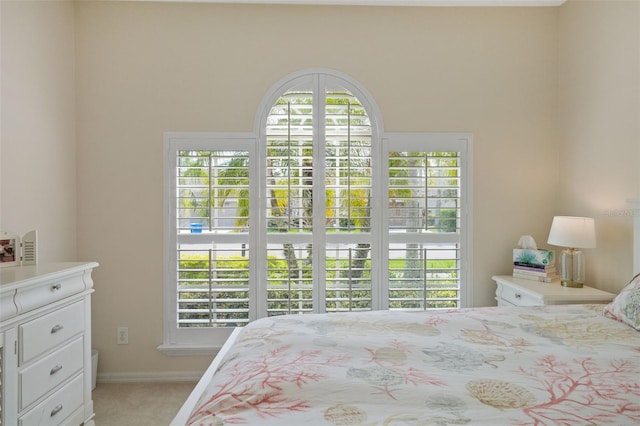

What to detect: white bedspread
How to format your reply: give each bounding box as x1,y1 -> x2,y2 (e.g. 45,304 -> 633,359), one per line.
186,304 -> 640,425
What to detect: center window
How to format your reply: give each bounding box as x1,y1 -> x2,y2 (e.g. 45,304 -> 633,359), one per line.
162,70 -> 471,353
264,87 -> 374,315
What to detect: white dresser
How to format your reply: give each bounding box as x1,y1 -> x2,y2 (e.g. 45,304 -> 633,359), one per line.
0,262 -> 98,426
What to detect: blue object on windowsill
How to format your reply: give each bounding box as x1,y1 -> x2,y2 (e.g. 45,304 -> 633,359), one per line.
190,223 -> 203,233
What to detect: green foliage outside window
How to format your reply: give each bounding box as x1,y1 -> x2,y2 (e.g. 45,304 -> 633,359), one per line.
178,253 -> 458,325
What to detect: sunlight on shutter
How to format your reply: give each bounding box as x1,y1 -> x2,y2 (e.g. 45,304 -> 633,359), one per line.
324,90 -> 374,312
177,244 -> 250,327
388,245 -> 460,309
388,152 -> 460,233
177,151 -> 249,233
165,72 -> 471,348
265,87 -> 374,314
325,244 -> 372,312
265,91 -> 315,315
176,150 -> 250,327
388,151 -> 462,309
266,244 -> 313,315
325,93 -> 372,233
266,92 -> 314,233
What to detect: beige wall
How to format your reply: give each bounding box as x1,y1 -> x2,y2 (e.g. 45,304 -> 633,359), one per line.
75,1 -> 559,377
557,0 -> 640,294
1,0 -> 77,261
2,0 -> 637,379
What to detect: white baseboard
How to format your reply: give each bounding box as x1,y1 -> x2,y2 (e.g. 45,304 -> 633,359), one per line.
97,370 -> 202,384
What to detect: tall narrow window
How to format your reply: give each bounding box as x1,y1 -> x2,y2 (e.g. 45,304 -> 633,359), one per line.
163,70 -> 472,353
263,83 -> 373,315
386,145 -> 464,310
324,91 -> 373,313
176,150 -> 251,327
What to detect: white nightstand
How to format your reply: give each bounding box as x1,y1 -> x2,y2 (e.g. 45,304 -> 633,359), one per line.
492,275 -> 616,307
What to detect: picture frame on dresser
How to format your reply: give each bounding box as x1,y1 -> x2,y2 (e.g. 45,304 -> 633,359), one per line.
0,230 -> 19,267
0,230 -> 38,268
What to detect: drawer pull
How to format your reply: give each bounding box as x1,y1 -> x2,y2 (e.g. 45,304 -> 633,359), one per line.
52,283 -> 62,290
51,324 -> 64,334
515,293 -> 522,299
50,364 -> 63,375
50,404 -> 63,417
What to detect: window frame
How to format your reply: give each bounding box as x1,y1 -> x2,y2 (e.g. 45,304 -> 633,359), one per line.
257,71 -> 383,315
160,69 -> 473,355
382,132 -> 473,310
161,133 -> 258,355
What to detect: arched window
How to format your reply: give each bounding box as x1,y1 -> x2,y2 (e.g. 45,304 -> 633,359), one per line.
162,69 -> 472,354
258,71 -> 379,317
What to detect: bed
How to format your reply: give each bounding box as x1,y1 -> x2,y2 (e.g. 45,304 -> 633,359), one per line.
173,295 -> 640,425
173,206 -> 640,425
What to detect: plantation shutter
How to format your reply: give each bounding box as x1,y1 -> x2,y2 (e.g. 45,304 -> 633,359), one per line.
324,90 -> 373,312
265,91 -> 316,315
383,133 -> 471,310
163,70 -> 472,353
264,82 -> 374,316
174,143 -> 253,328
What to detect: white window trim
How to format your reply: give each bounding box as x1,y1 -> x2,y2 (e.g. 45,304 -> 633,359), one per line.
160,70 -> 473,355
382,132 -> 474,309
160,132 -> 257,355
255,69 -> 385,315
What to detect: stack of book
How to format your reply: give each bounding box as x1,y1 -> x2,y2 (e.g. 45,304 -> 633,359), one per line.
512,249 -> 558,283
513,263 -> 558,282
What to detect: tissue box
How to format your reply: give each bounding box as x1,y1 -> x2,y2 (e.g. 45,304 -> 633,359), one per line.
513,249 -> 555,267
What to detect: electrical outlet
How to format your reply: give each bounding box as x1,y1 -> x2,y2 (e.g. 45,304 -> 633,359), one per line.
117,327 -> 129,345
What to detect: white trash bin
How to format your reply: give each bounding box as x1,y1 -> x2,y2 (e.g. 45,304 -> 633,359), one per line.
91,349 -> 99,390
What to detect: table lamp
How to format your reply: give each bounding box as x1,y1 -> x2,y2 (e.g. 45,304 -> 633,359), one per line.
547,216 -> 596,288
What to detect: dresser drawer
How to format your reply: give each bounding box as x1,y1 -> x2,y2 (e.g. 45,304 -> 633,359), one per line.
19,373 -> 84,426
496,283 -> 542,306
496,298 -> 516,307
1,288 -> 18,321
19,337 -> 84,410
14,273 -> 86,314
20,301 -> 84,364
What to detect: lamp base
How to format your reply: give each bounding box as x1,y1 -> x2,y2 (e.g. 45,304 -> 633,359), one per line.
558,248 -> 586,288
561,280 -> 583,288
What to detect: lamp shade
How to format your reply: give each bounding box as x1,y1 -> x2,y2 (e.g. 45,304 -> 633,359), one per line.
547,216 -> 596,249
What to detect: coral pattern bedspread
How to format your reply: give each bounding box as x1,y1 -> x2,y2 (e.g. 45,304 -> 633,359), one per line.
187,305 -> 640,425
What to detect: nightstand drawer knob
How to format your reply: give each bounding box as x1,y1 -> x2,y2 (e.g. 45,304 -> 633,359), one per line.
515,293 -> 522,299
52,283 -> 62,290
50,364 -> 63,375
51,324 -> 64,334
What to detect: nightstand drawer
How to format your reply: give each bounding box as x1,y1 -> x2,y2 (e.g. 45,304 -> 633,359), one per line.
496,282 -> 542,306
19,373 -> 84,426
493,275 -> 616,306
20,301 -> 84,364
19,337 -> 84,410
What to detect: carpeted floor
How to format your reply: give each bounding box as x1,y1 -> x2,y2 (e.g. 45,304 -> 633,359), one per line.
92,382 -> 197,426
